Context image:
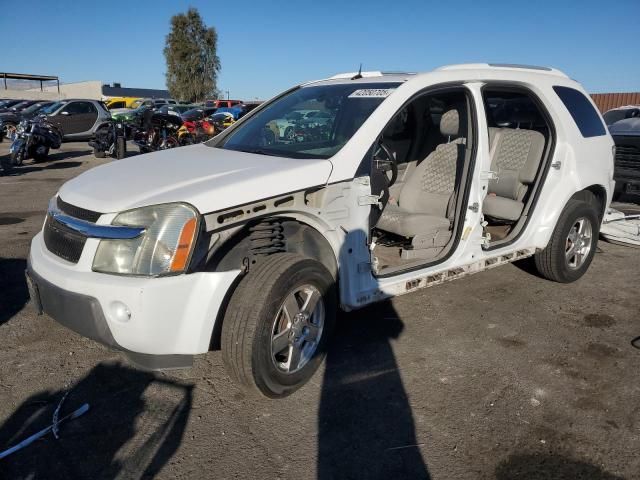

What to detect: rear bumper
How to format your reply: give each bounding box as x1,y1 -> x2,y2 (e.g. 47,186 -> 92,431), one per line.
28,232 -> 241,367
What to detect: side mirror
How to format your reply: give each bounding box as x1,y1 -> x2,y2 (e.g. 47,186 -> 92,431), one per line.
61,111 -> 70,116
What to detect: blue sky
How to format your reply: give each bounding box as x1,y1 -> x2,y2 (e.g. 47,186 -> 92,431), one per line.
2,0 -> 639,100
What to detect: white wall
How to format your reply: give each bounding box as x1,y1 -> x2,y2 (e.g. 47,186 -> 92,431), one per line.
2,80 -> 103,100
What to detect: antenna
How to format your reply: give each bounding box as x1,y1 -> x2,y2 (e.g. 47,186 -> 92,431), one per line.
351,64 -> 363,80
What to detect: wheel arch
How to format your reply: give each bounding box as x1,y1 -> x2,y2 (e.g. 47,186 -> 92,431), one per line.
571,184 -> 607,221
206,216 -> 339,350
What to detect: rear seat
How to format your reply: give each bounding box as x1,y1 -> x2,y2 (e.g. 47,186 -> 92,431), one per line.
483,127 -> 545,221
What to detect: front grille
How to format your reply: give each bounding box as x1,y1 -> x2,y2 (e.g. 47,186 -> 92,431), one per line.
43,215 -> 87,263
615,145 -> 640,171
57,196 -> 102,223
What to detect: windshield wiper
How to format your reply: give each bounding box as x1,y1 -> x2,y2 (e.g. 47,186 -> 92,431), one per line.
231,147 -> 278,156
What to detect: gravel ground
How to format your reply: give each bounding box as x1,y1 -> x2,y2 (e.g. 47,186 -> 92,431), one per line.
0,141 -> 639,480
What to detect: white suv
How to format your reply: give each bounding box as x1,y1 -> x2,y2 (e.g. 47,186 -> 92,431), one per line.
27,64 -> 615,398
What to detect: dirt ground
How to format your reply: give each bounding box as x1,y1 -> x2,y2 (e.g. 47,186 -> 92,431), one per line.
0,141 -> 639,480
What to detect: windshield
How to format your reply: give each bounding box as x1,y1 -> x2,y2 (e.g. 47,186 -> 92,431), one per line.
21,103 -> 49,115
11,101 -> 31,110
216,82 -> 400,159
41,101 -> 66,114
0,100 -> 23,109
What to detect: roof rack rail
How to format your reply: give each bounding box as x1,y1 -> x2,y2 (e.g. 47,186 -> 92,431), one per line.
436,63 -> 569,78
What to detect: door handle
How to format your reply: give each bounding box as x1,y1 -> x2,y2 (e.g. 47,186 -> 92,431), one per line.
551,161 -> 561,170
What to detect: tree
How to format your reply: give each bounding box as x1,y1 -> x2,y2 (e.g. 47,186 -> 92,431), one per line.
164,8 -> 221,102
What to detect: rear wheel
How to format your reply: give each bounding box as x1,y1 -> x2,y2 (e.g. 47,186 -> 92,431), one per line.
612,182 -> 623,202
222,253 -> 336,398
1,156 -> 13,175
115,137 -> 126,159
534,198 -> 600,283
30,145 -> 49,163
93,147 -> 106,158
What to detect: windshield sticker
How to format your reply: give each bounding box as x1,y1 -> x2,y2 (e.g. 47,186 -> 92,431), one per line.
348,88 -> 395,99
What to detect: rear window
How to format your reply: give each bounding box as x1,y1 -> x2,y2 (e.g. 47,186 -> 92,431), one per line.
553,86 -> 606,138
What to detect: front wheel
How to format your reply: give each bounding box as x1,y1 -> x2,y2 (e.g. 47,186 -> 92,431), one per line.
10,148 -> 24,166
1,123 -> 16,143
534,198 -> 600,283
222,253 -> 336,398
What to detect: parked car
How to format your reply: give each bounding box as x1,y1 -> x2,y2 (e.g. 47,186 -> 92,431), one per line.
0,101 -> 53,141
180,107 -> 218,121
110,104 -> 152,123
205,99 -> 243,108
0,99 -> 26,113
156,104 -> 196,117
110,98 -> 178,116
39,99 -> 111,141
104,97 -> 142,110
609,117 -> 640,199
26,64 -> 614,398
603,105 -> 640,127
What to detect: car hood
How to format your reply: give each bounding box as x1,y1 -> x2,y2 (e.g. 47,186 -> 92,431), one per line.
610,118 -> 640,136
58,144 -> 334,215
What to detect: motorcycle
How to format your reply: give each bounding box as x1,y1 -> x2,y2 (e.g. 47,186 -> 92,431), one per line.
135,111 -> 182,153
9,118 -> 62,166
177,118 -> 216,145
89,119 -> 129,159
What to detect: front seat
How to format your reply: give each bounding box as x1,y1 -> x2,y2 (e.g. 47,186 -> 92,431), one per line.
376,108 -> 465,254
482,125 -> 545,222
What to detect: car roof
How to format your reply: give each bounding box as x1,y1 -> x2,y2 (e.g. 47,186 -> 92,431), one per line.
308,63 -> 573,88
605,105 -> 640,112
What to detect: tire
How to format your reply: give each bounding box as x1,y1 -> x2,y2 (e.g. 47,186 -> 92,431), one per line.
93,147 -> 106,158
1,156 -> 13,175
534,198 -> 600,283
10,149 -> 24,166
1,123 -> 16,143
612,182 -> 623,202
284,126 -> 295,141
115,137 -> 126,159
222,253 -> 336,398
31,146 -> 49,163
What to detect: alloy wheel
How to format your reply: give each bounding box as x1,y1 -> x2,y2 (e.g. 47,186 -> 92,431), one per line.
270,285 -> 325,374
565,217 -> 593,269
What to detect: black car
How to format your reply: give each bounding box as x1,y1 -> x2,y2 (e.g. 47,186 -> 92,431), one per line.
610,117 -> 640,200
0,99 -> 26,113
0,101 -> 53,141
181,107 -> 218,121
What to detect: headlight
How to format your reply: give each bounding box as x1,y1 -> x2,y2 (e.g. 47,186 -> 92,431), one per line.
93,203 -> 199,276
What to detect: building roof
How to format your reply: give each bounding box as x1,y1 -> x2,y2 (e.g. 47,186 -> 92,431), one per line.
0,72 -> 59,82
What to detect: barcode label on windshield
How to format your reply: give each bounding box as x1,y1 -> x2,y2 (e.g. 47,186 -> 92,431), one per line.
348,88 -> 395,98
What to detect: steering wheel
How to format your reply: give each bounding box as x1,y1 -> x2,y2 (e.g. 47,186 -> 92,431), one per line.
373,142 -> 398,187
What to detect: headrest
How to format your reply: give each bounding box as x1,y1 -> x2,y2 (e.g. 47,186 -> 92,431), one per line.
440,109 -> 460,137
511,110 -> 537,127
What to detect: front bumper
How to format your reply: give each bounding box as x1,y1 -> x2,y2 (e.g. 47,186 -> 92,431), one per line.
28,232 -> 240,368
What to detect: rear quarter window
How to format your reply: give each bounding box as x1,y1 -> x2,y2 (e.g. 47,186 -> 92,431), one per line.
553,86 -> 606,138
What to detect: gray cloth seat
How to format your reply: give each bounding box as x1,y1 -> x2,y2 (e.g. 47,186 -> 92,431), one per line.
482,127 -> 545,221
376,108 -> 464,245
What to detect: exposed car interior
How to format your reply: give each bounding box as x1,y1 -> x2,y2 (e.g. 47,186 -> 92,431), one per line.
370,87 -> 553,273
370,89 -> 474,273
481,89 -> 553,244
